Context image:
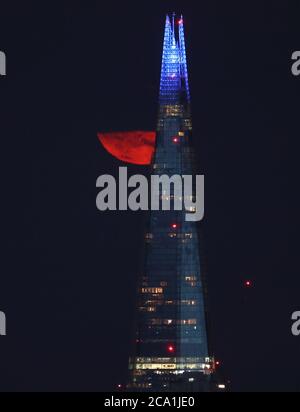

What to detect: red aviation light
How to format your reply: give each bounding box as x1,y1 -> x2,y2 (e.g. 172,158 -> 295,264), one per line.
172,137 -> 179,143
167,344 -> 175,353
244,280 -> 252,288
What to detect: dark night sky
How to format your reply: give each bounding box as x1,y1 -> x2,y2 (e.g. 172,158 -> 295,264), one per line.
0,0 -> 299,391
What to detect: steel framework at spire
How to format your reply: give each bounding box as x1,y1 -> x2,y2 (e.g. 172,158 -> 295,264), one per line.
159,14 -> 190,105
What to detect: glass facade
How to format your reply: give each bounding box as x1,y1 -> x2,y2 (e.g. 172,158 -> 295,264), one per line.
128,14 -> 216,392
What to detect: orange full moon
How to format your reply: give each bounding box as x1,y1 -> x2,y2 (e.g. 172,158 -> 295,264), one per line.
97,131 -> 156,165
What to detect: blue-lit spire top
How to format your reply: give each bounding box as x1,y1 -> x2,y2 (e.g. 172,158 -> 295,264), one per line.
172,13 -> 176,46
178,15 -> 190,102
159,13 -> 190,105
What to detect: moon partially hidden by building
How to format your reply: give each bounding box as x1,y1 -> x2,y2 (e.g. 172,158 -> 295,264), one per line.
97,131 -> 156,165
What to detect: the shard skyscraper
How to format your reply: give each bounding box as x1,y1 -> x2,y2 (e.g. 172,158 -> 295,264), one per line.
128,13 -> 218,392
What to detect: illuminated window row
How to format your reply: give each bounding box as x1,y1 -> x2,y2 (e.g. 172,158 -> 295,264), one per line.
134,357 -> 213,363
181,299 -> 196,305
185,276 -> 197,281
148,319 -> 197,325
162,105 -> 185,117
144,299 -> 164,305
141,287 -> 163,294
139,306 -> 156,312
157,194 -> 194,201
135,363 -> 212,371
131,382 -> 152,388
168,232 -> 193,239
143,299 -> 196,306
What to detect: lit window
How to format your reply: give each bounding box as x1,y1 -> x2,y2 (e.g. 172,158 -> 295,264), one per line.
165,105 -> 182,117
185,275 -> 197,282
183,119 -> 192,129
141,287 -> 163,294
188,319 -> 197,325
181,299 -> 196,305
181,319 -> 197,325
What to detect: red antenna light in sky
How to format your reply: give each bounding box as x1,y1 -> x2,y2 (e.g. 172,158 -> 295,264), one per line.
167,344 -> 175,353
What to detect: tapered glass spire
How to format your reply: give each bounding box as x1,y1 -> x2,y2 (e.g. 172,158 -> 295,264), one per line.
159,14 -> 190,105
128,13 -> 220,392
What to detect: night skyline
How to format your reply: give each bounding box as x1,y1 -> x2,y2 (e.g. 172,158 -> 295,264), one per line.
0,1 -> 299,392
